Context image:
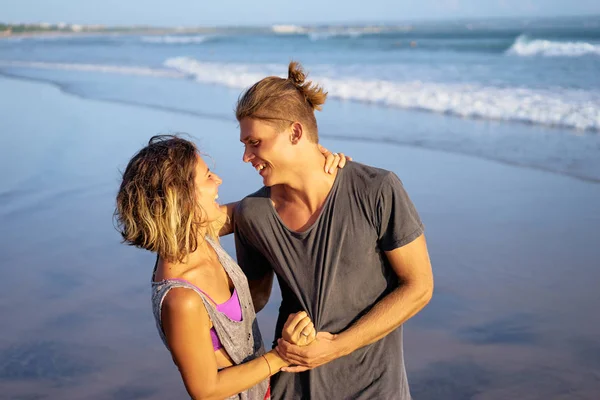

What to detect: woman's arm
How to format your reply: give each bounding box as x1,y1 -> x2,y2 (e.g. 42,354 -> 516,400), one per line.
162,288 -> 285,400
215,202 -> 238,237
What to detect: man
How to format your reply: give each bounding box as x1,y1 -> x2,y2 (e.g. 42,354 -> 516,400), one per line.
233,61 -> 433,399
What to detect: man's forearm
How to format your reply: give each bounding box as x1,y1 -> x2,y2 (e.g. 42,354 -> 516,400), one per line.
334,281 -> 432,357
275,236 -> 433,370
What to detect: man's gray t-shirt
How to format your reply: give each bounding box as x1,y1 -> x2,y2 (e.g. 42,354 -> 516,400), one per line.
234,161 -> 424,399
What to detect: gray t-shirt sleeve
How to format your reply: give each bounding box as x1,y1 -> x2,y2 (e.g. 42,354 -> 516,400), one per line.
234,216 -> 273,281
377,172 -> 424,251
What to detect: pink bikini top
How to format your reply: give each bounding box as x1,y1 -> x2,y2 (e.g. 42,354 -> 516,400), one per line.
168,278 -> 242,351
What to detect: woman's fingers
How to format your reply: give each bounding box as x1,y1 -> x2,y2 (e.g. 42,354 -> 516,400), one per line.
325,152 -> 339,174
287,311 -> 307,332
337,153 -> 347,169
282,311 -> 308,341
307,327 -> 317,344
292,318 -> 313,343
318,144 -> 352,174
299,321 -> 316,346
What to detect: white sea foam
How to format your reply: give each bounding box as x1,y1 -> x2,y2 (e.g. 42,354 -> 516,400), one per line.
0,60 -> 186,78
308,30 -> 365,41
307,26 -> 386,41
271,25 -> 307,34
271,24 -> 385,39
164,57 -> 600,131
3,58 -> 598,131
507,35 -> 600,57
140,35 -> 213,44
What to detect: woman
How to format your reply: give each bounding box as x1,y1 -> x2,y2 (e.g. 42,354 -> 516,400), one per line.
114,135 -> 347,399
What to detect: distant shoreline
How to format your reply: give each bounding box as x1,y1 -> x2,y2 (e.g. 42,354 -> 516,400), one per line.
4,14 -> 600,41
0,28 -> 219,40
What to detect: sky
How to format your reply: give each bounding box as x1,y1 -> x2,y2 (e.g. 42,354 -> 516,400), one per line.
2,0 -> 599,26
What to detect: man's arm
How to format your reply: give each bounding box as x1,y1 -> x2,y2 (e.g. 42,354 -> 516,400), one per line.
276,234 -> 433,371
233,207 -> 276,313
334,233 -> 433,351
248,269 -> 274,313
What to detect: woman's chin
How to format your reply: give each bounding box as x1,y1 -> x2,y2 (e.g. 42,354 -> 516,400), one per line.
215,205 -> 228,219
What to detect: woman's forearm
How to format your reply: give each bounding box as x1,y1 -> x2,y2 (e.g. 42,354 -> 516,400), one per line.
187,350 -> 285,400
217,201 -> 239,237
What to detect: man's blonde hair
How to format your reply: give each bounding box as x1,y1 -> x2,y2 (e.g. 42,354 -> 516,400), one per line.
236,61 -> 327,142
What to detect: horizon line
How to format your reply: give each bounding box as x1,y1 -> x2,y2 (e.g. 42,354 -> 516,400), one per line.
2,13 -> 600,29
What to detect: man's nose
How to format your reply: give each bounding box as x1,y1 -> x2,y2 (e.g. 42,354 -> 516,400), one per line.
243,147 -> 254,163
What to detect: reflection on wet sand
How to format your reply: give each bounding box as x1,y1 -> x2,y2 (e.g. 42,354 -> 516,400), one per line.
1,75 -> 599,399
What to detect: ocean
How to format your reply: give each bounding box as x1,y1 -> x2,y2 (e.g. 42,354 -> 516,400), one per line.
1,16 -> 599,181
1,16 -> 599,399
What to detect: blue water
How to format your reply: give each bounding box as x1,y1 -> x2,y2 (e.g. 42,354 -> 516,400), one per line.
1,16 -> 600,181
2,17 -> 600,400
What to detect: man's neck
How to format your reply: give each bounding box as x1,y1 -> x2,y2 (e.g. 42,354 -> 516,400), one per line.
272,153 -> 338,214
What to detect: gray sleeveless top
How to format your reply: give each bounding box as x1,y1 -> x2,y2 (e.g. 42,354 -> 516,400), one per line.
151,236 -> 269,400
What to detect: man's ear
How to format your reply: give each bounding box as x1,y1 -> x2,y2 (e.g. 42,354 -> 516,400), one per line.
289,122 -> 303,144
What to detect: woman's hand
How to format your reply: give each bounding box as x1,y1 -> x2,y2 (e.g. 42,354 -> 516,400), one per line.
318,144 -> 352,174
282,311 -> 316,347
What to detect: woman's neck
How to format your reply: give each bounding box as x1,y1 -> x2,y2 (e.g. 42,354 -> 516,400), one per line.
157,236 -> 216,279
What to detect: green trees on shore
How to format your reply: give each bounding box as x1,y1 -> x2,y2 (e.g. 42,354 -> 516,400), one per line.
0,23 -> 68,33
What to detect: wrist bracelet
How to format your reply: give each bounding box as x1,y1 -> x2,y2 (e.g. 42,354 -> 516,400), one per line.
261,354 -> 272,376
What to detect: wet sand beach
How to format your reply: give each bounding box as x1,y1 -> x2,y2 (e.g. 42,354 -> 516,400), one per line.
1,75 -> 599,399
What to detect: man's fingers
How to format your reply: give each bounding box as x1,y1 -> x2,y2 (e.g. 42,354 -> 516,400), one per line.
278,352 -> 308,366
281,365 -> 310,373
277,339 -> 306,358
274,345 -> 293,364
316,331 -> 335,340
274,343 -> 299,363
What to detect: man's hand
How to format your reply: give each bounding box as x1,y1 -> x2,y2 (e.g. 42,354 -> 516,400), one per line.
282,311 -> 316,347
276,332 -> 342,373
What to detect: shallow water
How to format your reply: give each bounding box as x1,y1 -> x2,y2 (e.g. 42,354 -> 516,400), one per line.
1,17 -> 600,182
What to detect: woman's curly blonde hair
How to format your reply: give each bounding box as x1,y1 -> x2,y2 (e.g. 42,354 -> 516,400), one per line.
114,135 -> 218,263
